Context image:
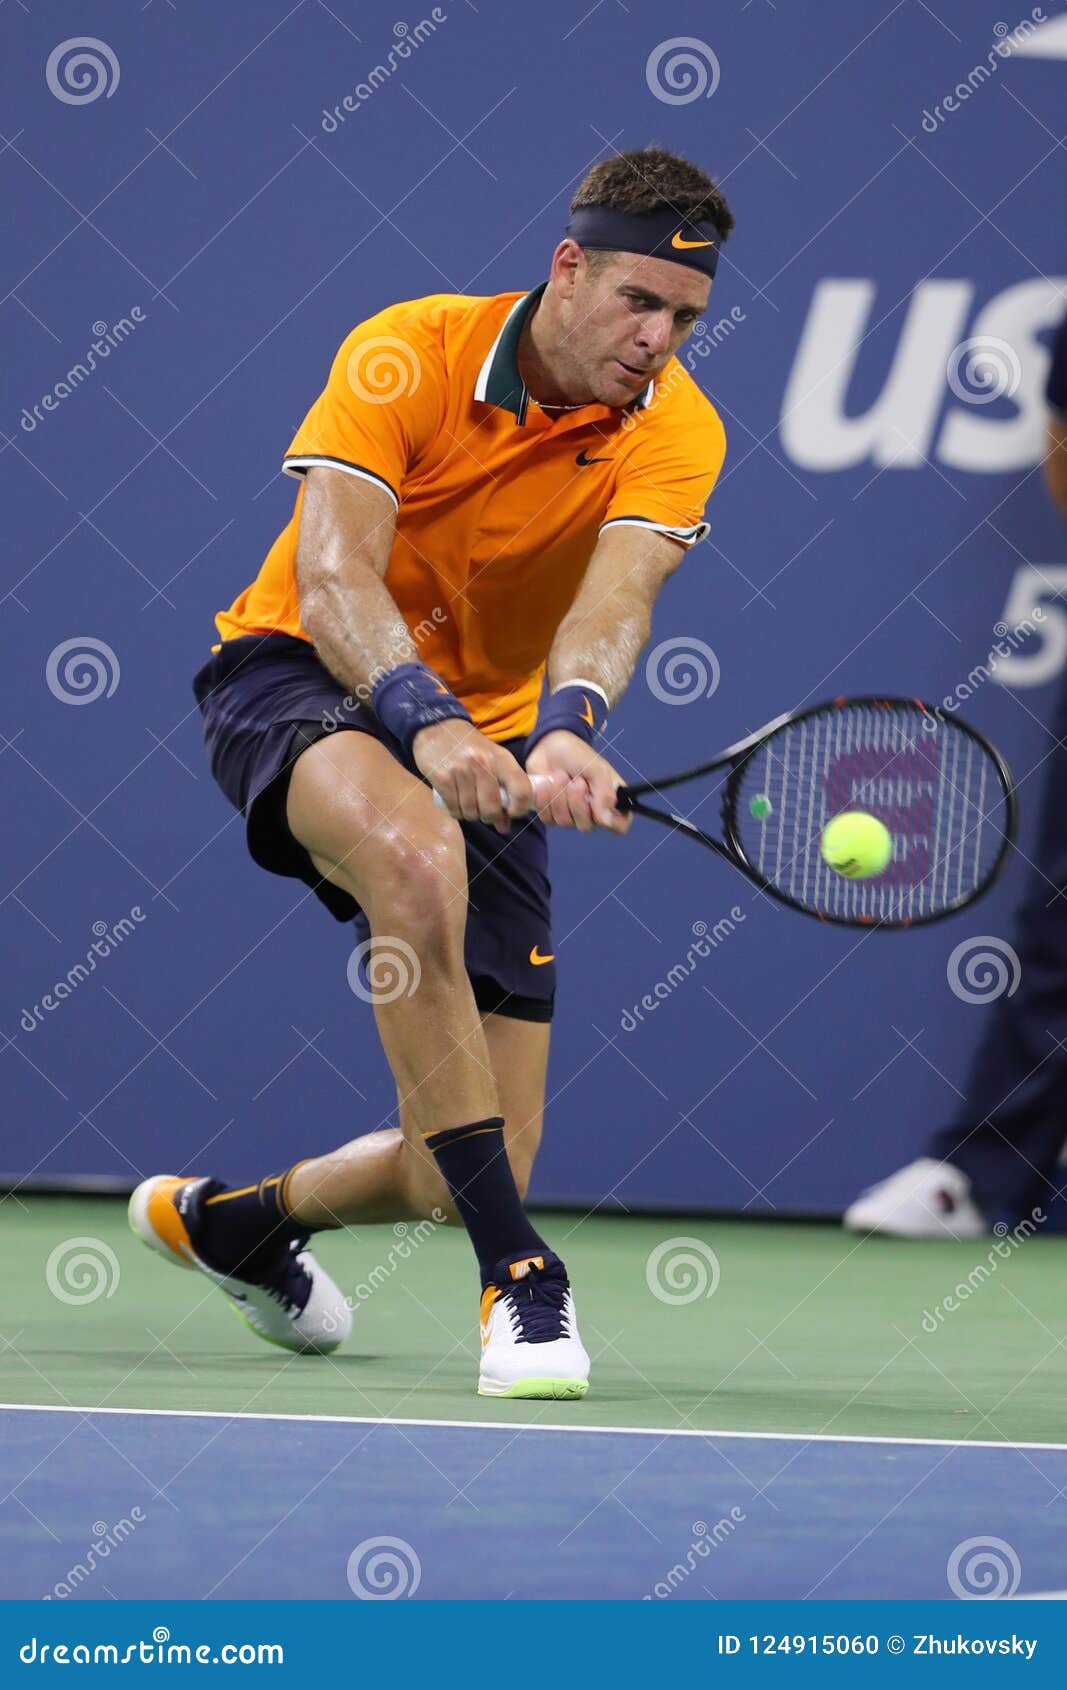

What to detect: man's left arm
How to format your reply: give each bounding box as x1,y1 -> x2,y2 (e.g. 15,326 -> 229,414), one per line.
525,523 -> 688,833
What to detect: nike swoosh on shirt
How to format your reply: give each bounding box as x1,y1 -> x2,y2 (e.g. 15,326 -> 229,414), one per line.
529,946 -> 555,965
576,448 -> 611,465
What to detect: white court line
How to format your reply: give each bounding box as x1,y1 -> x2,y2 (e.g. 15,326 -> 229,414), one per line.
2,1401 -> 1066,1453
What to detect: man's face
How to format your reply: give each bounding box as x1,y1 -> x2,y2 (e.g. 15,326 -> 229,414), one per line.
562,247 -> 711,406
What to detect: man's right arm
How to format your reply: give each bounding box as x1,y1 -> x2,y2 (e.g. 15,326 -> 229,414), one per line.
295,465 -> 414,689
294,467 -> 552,829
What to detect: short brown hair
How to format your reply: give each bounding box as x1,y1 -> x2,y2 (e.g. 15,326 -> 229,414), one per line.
572,145 -> 735,242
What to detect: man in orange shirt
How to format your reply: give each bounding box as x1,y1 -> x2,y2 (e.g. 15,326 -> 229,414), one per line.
130,146 -> 732,1399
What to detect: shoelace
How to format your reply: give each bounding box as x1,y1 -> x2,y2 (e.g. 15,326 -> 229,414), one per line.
503,1264 -> 569,1345
258,1236 -> 313,1316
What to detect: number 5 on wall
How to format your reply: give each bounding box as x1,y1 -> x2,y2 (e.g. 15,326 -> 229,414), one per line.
992,565 -> 1067,687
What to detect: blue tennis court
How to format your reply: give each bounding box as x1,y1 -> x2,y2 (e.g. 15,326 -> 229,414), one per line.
3,1406 -> 1066,1601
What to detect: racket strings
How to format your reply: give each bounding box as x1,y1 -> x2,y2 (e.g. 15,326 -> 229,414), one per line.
732,704 -> 1008,923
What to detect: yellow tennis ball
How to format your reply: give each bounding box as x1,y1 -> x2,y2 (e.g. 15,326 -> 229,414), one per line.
820,811 -> 893,879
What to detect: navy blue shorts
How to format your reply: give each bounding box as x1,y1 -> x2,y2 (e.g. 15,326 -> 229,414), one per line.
191,633 -> 555,1022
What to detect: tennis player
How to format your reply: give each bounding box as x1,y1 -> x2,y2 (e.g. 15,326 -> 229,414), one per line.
130,145 -> 732,1399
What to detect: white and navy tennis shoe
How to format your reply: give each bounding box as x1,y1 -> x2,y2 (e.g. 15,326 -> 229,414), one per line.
478,1250 -> 589,1399
128,1174 -> 351,1353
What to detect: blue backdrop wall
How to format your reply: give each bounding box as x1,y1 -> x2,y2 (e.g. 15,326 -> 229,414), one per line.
3,0 -> 1066,1215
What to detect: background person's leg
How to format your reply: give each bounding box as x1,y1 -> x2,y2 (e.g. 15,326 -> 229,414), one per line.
927,725 -> 1067,1220
928,894 -> 1067,1220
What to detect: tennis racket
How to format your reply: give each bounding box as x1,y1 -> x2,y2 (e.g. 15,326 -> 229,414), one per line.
437,695 -> 1017,928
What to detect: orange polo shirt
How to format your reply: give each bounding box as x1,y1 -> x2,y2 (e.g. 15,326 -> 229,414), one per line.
214,283 -> 726,742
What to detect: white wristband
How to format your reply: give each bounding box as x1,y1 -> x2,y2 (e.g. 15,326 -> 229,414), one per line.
552,676 -> 609,708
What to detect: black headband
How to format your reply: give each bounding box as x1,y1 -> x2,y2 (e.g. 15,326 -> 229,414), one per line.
564,205 -> 720,280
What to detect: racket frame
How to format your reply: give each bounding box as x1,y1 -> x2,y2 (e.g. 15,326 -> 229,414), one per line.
614,696 -> 1018,929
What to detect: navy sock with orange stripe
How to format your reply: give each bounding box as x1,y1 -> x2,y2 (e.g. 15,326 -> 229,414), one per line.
194,1167 -> 311,1280
423,1116 -> 548,1284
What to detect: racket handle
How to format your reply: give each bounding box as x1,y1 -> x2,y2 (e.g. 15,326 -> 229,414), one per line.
431,773 -> 554,815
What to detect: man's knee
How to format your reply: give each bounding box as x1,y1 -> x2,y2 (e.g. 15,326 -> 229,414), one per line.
287,732 -> 466,926
327,815 -> 468,939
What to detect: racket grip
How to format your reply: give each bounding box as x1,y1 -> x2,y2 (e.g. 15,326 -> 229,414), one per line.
431,774 -> 552,815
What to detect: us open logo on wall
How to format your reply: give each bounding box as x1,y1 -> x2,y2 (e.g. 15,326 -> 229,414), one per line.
779,14 -> 1067,477
779,277 -> 1065,475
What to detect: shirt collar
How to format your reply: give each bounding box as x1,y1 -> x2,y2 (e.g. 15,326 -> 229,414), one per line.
473,283 -> 656,424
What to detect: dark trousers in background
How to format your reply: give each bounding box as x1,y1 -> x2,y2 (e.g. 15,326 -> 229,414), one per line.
930,681 -> 1067,1220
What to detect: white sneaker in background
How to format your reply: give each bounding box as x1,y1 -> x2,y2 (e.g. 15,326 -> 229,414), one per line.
843,1156 -> 987,1239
